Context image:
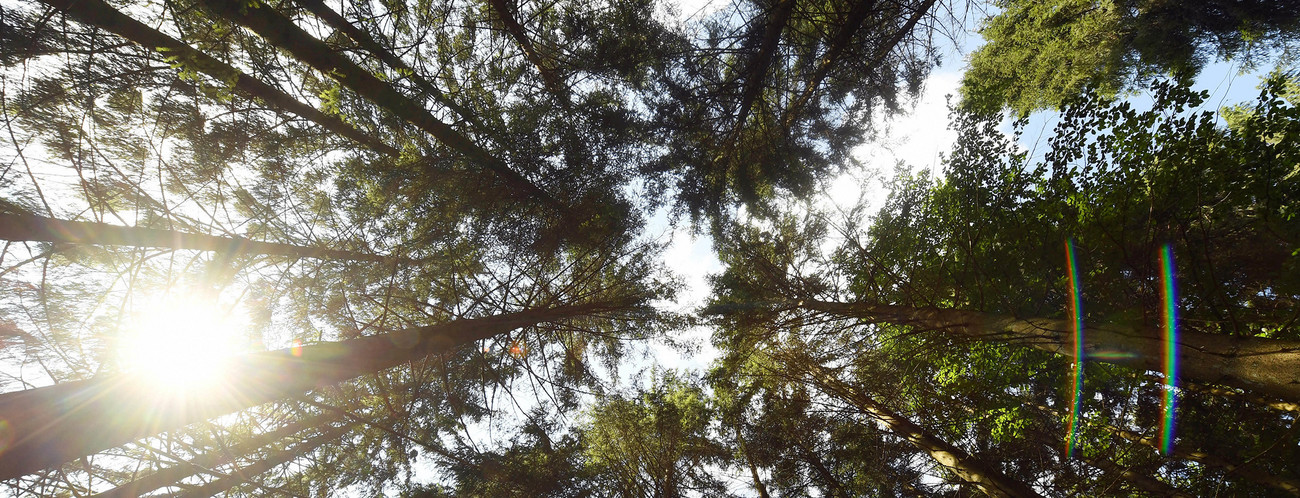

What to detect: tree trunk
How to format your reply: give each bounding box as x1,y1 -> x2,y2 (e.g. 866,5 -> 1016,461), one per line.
290,0 -> 484,128
176,422 -> 353,498
485,0 -> 569,104
0,300 -> 628,479
732,0 -> 796,131
734,425 -> 772,498
93,412 -> 340,498
808,367 -> 1042,498
784,0 -> 936,126
1019,411 -> 1191,497
783,0 -> 878,119
1103,424 -> 1300,495
1078,454 -> 1192,498
196,0 -> 565,211
804,299 -> 1300,403
1176,379 -> 1300,413
0,213 -> 393,263
35,0 -> 399,156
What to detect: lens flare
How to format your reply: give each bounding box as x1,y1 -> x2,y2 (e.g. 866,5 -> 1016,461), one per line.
509,340 -> 528,358
1086,350 -> 1137,361
1159,245 -> 1179,454
117,293 -> 240,392
1064,238 -> 1084,459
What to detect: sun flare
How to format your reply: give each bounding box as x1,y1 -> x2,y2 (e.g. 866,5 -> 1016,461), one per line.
118,294 -> 241,391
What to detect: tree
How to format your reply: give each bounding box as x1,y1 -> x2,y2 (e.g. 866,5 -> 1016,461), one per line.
16,0 -> 1295,493
35,0 -> 399,155
192,0 -> 564,209
175,421 -> 357,498
709,221 -> 1300,493
0,297 -> 645,479
705,75 -> 1300,493
580,372 -> 729,497
706,287 -> 1046,495
0,212 -> 395,263
645,0 -> 944,225
800,362 -> 1041,497
962,0 -> 1300,114
93,411 -> 343,498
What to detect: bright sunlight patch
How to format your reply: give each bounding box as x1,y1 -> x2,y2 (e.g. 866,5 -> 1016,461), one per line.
117,293 -> 241,392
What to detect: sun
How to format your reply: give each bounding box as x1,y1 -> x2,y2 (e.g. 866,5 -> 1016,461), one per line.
117,293 -> 242,392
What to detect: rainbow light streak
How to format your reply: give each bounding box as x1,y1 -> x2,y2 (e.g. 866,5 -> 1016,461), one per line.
1064,239 -> 1084,459
1159,245 -> 1179,454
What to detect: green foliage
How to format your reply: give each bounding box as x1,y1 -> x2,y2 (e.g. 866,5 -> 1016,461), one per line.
700,74 -> 1300,495
854,75 -> 1300,492
4,0 -> 1299,493
647,0 -> 940,227
963,0 -> 1129,115
581,372 -> 729,497
865,77 -> 1300,337
964,0 -> 1300,114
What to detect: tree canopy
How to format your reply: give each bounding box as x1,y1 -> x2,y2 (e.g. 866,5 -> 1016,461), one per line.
961,0 -> 1300,115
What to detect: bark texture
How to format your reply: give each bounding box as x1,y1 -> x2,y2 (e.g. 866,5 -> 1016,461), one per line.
0,213 -> 392,263
810,368 -> 1042,498
805,299 -> 1300,403
35,0 -> 399,156
0,302 -> 620,479
197,0 -> 563,209
92,413 -> 339,498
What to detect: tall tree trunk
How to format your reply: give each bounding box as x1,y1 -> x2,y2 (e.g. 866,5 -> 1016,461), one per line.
1176,379 -> 1300,413
782,0 -> 878,119
792,437 -> 847,498
1018,411 -> 1190,497
783,0 -> 936,126
35,0 -> 399,156
1008,408 -> 1191,497
1029,401 -> 1298,495
196,0 -> 565,211
485,0 -> 569,104
1103,424 -> 1300,495
0,213 -> 393,263
806,366 -> 1042,498
732,0 -> 797,131
176,422 -> 354,498
803,299 -> 1300,403
1078,454 -> 1192,498
0,300 -> 631,479
93,412 -> 340,498
734,426 -> 772,498
290,0 -> 484,128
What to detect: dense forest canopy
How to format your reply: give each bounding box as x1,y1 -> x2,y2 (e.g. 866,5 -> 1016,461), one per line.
0,0 -> 1297,495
